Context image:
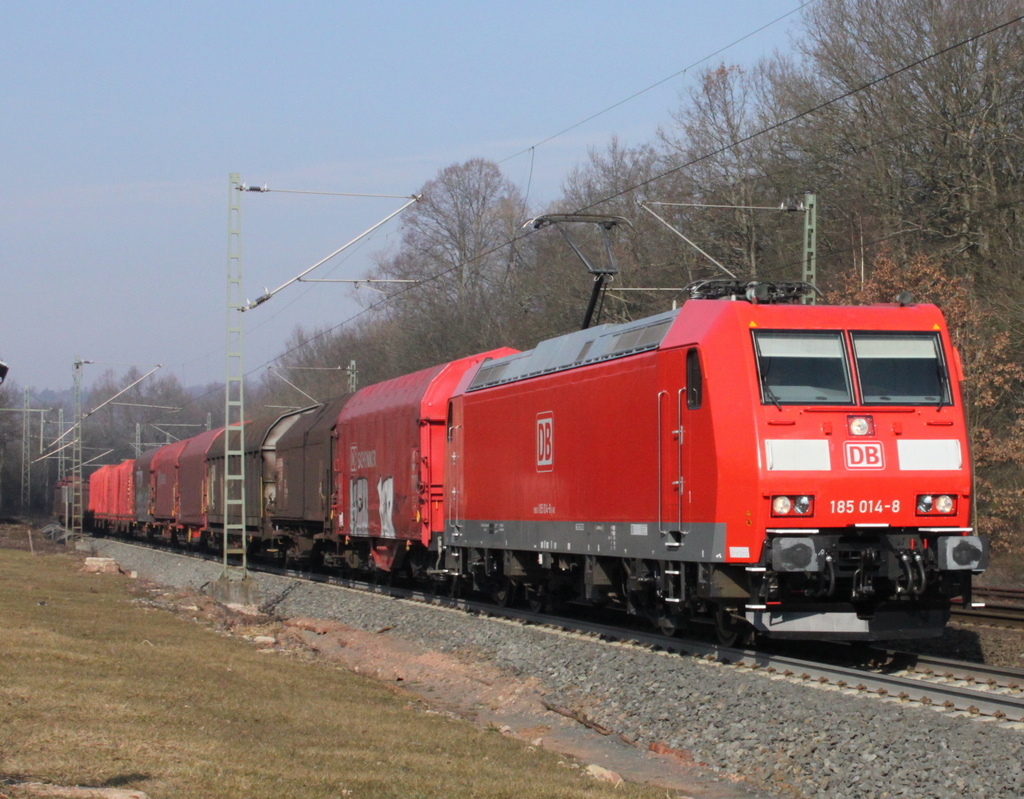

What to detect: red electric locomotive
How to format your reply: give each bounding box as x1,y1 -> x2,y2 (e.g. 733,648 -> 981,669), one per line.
440,281 -> 987,641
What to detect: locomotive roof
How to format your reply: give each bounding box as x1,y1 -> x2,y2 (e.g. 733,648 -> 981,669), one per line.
465,298 -> 949,393
468,309 -> 679,391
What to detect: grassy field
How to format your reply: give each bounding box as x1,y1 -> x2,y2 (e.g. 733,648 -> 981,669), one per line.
0,527 -> 664,799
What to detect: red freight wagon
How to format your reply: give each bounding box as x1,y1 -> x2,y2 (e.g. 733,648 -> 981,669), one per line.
332,349 -> 515,574
177,427 -> 224,541
151,440 -> 190,524
88,460 -> 134,532
134,446 -> 161,527
444,292 -> 986,641
88,465 -> 111,522
109,459 -> 135,529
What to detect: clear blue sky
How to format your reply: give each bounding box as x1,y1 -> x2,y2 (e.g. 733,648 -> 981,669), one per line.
1,1 -> 805,395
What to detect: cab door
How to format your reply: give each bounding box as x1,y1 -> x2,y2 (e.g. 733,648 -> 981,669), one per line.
681,347 -> 713,526
658,349 -> 687,533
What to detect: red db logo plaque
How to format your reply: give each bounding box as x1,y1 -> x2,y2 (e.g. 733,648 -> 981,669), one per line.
844,441 -> 884,469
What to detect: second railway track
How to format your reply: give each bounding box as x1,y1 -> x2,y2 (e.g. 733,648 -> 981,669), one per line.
951,586 -> 1024,629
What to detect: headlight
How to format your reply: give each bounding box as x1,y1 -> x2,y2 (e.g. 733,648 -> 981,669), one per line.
771,495 -> 815,516
848,415 -> 874,436
916,494 -> 956,515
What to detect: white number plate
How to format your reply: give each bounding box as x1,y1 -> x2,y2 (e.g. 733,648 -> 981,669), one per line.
829,499 -> 901,514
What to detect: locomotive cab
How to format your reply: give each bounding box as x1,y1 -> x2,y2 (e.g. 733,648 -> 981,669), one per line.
696,288 -> 988,639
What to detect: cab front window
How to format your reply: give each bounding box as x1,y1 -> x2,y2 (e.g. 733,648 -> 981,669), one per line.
852,332 -> 951,405
753,331 -> 852,405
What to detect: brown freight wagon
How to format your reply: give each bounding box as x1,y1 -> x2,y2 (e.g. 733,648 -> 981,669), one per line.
269,395 -> 349,560
205,411 -> 309,540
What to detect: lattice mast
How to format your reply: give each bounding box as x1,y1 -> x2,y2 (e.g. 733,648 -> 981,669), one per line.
802,192 -> 817,304
21,388 -> 30,512
223,174 -> 248,577
71,358 -> 85,536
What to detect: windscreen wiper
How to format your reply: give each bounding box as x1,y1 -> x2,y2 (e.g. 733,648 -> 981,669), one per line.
760,374 -> 783,411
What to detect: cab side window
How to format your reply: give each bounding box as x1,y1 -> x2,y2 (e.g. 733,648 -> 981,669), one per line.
686,348 -> 703,410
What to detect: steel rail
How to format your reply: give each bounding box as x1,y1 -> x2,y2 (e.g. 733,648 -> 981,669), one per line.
974,586 -> 1024,602
951,603 -> 1024,629
889,651 -> 1024,686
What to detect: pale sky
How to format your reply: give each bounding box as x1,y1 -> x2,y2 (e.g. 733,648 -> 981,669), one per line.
1,1 -> 806,395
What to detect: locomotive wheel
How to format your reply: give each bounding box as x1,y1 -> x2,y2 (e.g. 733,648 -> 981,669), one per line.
525,584 -> 548,614
714,606 -> 740,647
654,608 -> 684,637
492,578 -> 517,608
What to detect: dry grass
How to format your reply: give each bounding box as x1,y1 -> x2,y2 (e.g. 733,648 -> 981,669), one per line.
0,532 -> 665,799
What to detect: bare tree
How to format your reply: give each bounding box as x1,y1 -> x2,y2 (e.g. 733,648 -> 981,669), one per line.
371,158 -> 530,371
785,0 -> 1024,278
87,368 -> 202,461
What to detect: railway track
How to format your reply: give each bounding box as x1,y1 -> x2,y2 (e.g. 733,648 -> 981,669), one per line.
951,586 -> 1024,629
87,533 -> 1024,725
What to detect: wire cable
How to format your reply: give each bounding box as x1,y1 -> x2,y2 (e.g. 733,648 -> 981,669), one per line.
498,1 -> 815,165
579,13 -> 1024,211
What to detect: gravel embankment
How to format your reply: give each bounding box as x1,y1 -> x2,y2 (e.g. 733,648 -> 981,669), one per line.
92,539 -> 1024,799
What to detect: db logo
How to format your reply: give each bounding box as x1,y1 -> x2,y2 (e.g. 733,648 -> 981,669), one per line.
536,413 -> 553,472
844,441 -> 884,469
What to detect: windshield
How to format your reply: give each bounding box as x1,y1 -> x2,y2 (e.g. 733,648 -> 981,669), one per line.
852,332 -> 950,405
753,331 -> 853,405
